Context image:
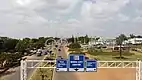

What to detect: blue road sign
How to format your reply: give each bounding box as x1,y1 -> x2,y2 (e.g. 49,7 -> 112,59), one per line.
69,54 -> 85,72
86,59 -> 97,72
56,59 -> 68,72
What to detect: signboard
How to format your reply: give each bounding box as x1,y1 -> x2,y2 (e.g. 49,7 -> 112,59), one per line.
69,54 -> 85,72
86,59 -> 97,72
56,59 -> 68,72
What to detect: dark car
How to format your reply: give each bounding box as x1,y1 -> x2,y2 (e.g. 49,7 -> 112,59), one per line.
58,56 -> 63,59
44,57 -> 54,60
58,49 -> 61,51
85,57 -> 89,59
55,45 -> 58,48
49,51 -> 52,53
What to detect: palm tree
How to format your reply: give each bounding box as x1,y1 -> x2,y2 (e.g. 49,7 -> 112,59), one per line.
116,34 -> 128,59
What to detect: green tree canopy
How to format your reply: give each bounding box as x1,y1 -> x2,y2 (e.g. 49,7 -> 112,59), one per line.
68,43 -> 81,49
116,34 -> 128,59
116,34 -> 128,45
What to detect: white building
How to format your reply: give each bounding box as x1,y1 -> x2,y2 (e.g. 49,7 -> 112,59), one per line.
104,39 -> 116,46
81,44 -> 90,49
89,38 -> 116,46
89,37 -> 104,46
123,38 -> 142,44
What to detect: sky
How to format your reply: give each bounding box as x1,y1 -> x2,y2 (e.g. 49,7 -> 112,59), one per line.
0,0 -> 142,38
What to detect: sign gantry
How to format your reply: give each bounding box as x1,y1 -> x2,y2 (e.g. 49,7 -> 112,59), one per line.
21,59 -> 142,80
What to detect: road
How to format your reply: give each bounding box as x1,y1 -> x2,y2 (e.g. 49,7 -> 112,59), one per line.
2,55 -> 45,80
53,46 -> 80,80
53,45 -> 136,80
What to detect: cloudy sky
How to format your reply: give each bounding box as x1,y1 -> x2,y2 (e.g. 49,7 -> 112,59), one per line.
0,0 -> 142,38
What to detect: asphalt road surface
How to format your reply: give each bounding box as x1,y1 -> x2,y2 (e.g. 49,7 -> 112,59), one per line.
3,55 -> 45,80
53,46 -> 79,80
53,45 -> 137,80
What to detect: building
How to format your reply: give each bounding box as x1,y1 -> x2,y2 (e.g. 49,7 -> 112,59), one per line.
104,39 -> 116,46
89,38 -> 116,46
89,37 -> 104,46
123,38 -> 142,44
81,44 -> 90,49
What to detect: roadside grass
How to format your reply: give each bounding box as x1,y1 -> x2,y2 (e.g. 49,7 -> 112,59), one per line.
28,63 -> 54,80
130,44 -> 142,48
68,48 -> 83,52
28,52 -> 56,80
87,49 -> 142,61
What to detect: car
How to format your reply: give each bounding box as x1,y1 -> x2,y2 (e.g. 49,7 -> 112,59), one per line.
49,51 -> 52,53
44,57 -> 54,60
58,49 -> 61,51
58,56 -> 63,59
85,57 -> 89,59
55,45 -> 58,48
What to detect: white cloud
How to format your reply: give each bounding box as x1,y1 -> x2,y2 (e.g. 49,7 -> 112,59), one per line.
117,14 -> 130,21
0,0 -> 142,38
133,16 -> 142,22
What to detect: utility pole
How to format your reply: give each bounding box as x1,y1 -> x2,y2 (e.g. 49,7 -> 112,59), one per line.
74,35 -> 76,43
77,33 -> 79,43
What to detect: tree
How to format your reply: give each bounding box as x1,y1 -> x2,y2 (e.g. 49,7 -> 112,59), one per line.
68,43 -> 81,49
15,40 -> 27,53
67,37 -> 73,43
3,39 -> 19,52
116,34 -> 128,58
136,35 -> 142,38
54,37 -> 60,41
84,34 -> 89,44
0,37 -> 19,52
31,38 -> 38,43
0,40 -> 4,52
0,53 -> 22,73
77,36 -> 84,44
37,37 -> 46,48
71,35 -> 75,43
129,34 -> 135,38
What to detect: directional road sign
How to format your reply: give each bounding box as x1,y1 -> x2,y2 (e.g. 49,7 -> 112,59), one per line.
68,54 -> 85,72
56,59 -> 68,72
86,59 -> 97,72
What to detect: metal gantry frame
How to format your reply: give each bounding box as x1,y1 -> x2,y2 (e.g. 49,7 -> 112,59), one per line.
21,38 -> 69,80
21,60 -> 142,80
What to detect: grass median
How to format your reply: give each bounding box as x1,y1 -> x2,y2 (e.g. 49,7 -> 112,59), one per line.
68,48 -> 142,61
28,53 -> 56,80
87,48 -> 142,61
28,63 -> 54,80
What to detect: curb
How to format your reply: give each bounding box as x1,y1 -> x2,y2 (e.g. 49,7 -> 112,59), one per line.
52,47 -> 69,80
52,49 -> 57,80
51,68 -> 56,80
